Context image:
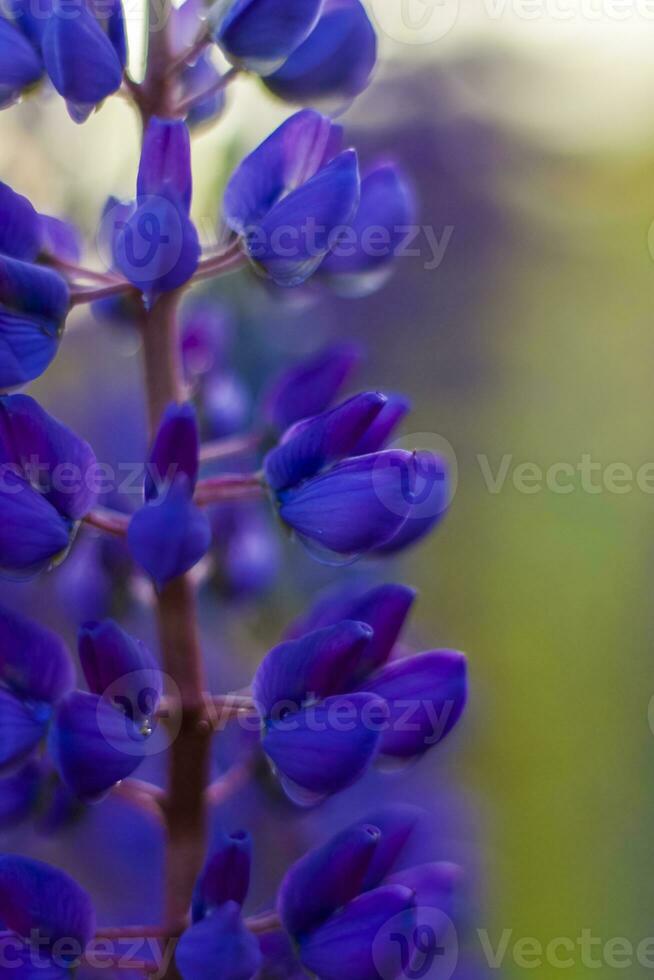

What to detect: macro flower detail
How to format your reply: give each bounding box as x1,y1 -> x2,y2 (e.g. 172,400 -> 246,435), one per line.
213,0 -> 322,75
223,110 -> 360,286
0,6 -> 476,978
41,0 -> 127,122
176,832 -> 262,980
0,0 -> 126,122
262,381 -> 448,558
49,619 -> 163,801
252,585 -> 467,802
111,119 -> 200,304
264,0 -> 377,107
128,402 -> 212,587
0,394 -> 96,578
278,807 -> 461,980
0,182 -> 70,388
0,855 -> 96,973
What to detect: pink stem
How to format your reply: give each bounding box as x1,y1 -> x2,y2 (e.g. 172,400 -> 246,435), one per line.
199,432 -> 261,462
83,507 -> 130,537
175,67 -> 240,115
194,473 -> 265,506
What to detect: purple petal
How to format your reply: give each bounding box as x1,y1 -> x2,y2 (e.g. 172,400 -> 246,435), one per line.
49,690 -> 147,801
350,393 -> 411,455
252,620 -> 373,717
262,692 -> 387,797
0,394 -> 97,520
78,619 -> 162,728
0,256 -> 68,386
360,650 -> 467,758
0,761 -> 41,830
224,110 -> 343,233
265,0 -> 377,105
0,688 -> 50,771
203,372 -> 251,439
176,901 -> 262,980
145,402 -> 199,501
0,604 -> 73,703
192,831 -> 252,922
0,182 -> 41,261
279,821 -> 381,937
38,214 -> 82,264
299,885 -> 415,980
278,451 -> 414,556
248,149 -> 360,286
286,582 -> 416,677
322,162 -> 417,278
215,0 -> 322,75
361,804 -> 423,889
0,854 -> 96,950
386,862 -> 462,915
263,341 -> 363,431
127,475 -> 212,587
41,0 -> 123,112
138,118 -> 193,212
0,18 -> 44,109
264,391 -> 386,491
0,472 -> 71,580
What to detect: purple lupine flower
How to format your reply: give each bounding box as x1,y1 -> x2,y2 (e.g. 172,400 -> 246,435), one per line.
213,0 -> 323,75
0,605 -> 74,772
0,855 -> 95,971
0,394 -> 97,578
128,403 -> 211,587
223,110 -> 360,286
262,341 -> 363,431
0,183 -> 70,387
264,0 -> 377,107
253,585 -> 467,780
278,807 -> 462,980
176,832 -> 262,980
111,119 -> 200,304
41,0 -> 127,122
49,619 -> 163,800
252,620 -> 389,803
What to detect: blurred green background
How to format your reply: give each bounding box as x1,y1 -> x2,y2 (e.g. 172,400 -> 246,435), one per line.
3,6 -> 654,977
